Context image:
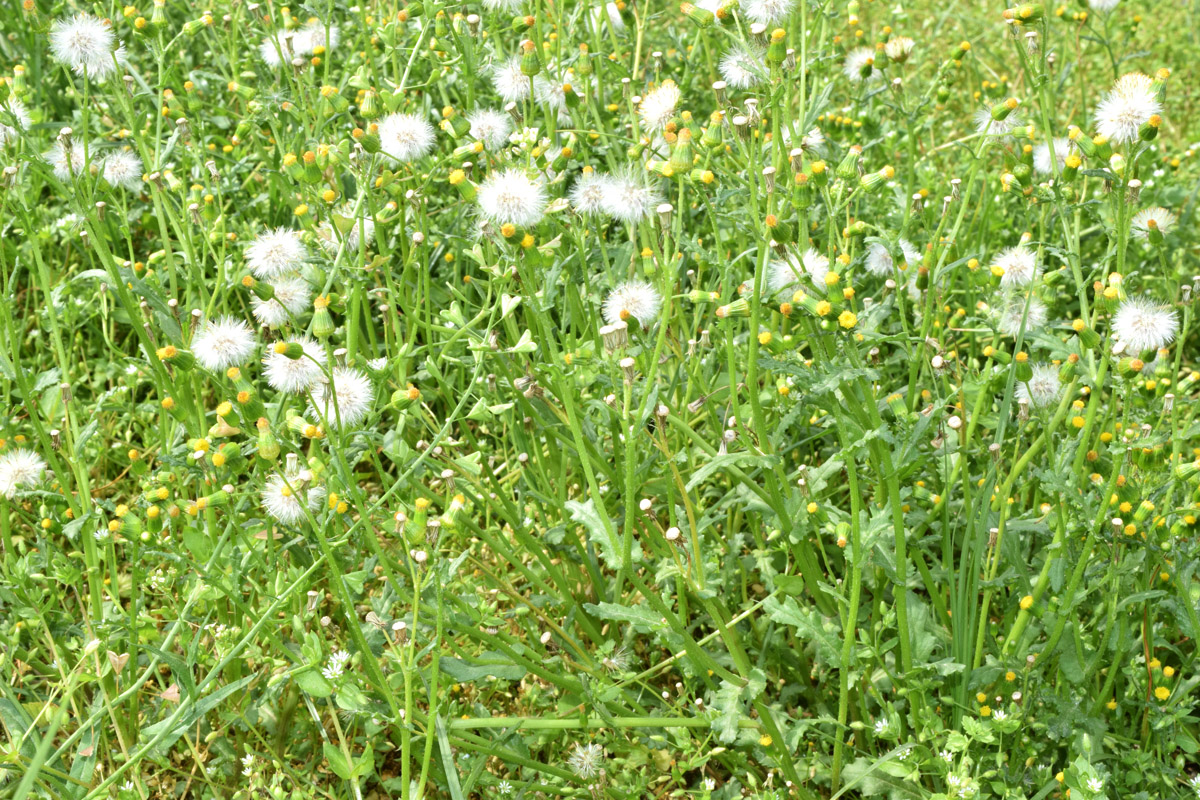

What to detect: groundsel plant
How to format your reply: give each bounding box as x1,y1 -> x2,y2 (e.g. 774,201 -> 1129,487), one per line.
0,0 -> 1197,799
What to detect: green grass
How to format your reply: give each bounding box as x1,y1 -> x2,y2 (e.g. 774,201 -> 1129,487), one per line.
1,0 -> 1199,798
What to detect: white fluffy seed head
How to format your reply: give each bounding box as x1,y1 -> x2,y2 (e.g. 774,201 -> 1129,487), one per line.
1112,296 -> 1179,353
492,56 -> 530,103
102,150 -> 143,190
719,44 -> 766,90
603,280 -> 663,327
569,171 -> 610,215
263,336 -> 326,393
1131,206 -> 1176,239
251,276 -> 312,328
246,228 -> 308,278
194,316 -> 257,371
477,168 -> 547,227
843,48 -> 878,83
260,22 -> 339,67
993,245 -> 1039,288
0,98 -> 31,146
1017,364 -> 1062,408
864,239 -> 920,277
45,142 -> 86,181
50,13 -> 118,79
743,0 -> 796,24
600,168 -> 663,224
768,248 -> 830,294
974,106 -> 1023,136
261,473 -> 324,525
1096,72 -> 1160,144
467,109 -> 513,150
567,743 -> 605,779
638,80 -> 681,131
0,449 -> 47,499
997,295 -> 1048,337
1033,138 -> 1073,175
377,112 -> 436,162
309,366 -> 374,429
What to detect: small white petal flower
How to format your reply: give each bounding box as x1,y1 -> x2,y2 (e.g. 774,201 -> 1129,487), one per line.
251,276 -> 312,328
567,743 -> 604,779
322,649 -> 352,681
1096,72 -> 1160,144
246,228 -> 308,278
1131,206 -> 1176,239
477,168 -> 547,227
263,336 -> 326,393
1017,364 -> 1061,408
638,80 -> 681,131
768,248 -> 829,294
1086,777 -> 1104,793
719,44 -> 767,90
102,150 -> 143,190
0,449 -> 47,499
743,0 -> 796,24
603,281 -> 663,326
873,717 -> 888,735
864,239 -> 921,277
468,109 -> 513,150
600,168 -> 663,224
993,245 -> 1039,288
310,367 -> 374,429
1033,138 -> 1074,174
49,13 -> 119,80
843,47 -> 879,83
193,316 -> 256,371
492,56 -> 530,103
262,474 -> 323,524
1112,296 -> 1179,353
570,171 -> 610,214
377,112 -> 436,162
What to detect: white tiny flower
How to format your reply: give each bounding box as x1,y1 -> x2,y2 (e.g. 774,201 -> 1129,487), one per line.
638,80 -> 681,131
377,112 -> 436,162
991,709 -> 1008,721
498,780 -> 513,795
743,0 -> 796,24
600,168 -> 663,224
843,47 -> 878,83
263,336 -> 326,394
720,44 -> 767,90
1033,138 -> 1073,174
1096,72 -> 1160,144
477,169 -> 547,227
567,743 -> 604,779
1017,365 -> 1061,409
322,649 -> 351,681
310,367 -> 375,429
604,281 -> 663,326
940,750 -> 953,763
468,109 -> 513,150
1131,206 -> 1176,239
49,13 -> 119,80
873,717 -> 888,735
246,228 -> 308,278
1086,777 -> 1104,793
251,275 -> 312,328
193,316 -> 256,371
102,150 -> 143,190
993,244 -> 1039,288
569,171 -> 610,214
1112,296 -> 1179,353
864,239 -> 920,277
0,449 -> 47,499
